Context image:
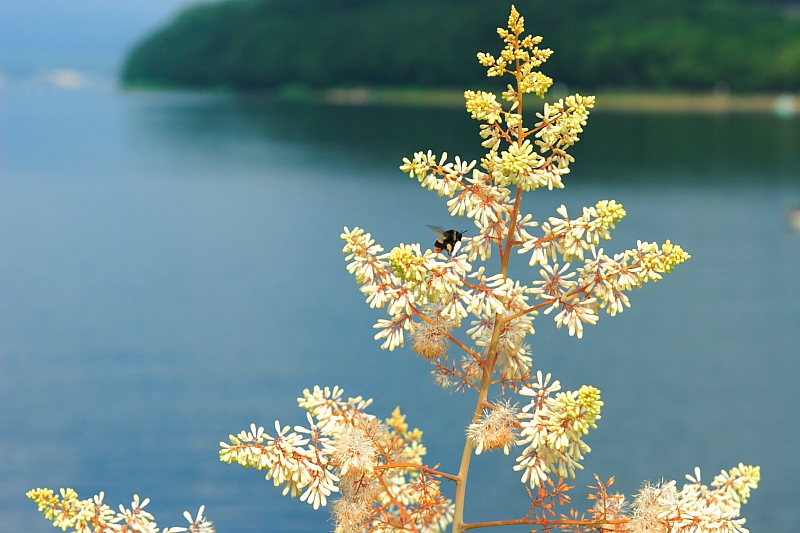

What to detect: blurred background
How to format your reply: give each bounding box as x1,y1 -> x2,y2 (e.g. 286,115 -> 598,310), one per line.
1,1 -> 799,532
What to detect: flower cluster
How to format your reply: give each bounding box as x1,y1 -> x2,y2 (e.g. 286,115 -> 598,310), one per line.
346,8 -> 689,398
631,465 -> 761,533
342,227 -> 472,353
513,372 -> 603,487
219,416 -> 339,509
220,386 -> 453,533
476,6 -> 553,95
465,271 -> 535,379
26,488 -> 213,533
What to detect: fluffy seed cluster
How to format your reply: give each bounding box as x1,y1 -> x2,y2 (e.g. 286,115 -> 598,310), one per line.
332,427 -> 379,477
467,400 -> 520,455
332,483 -> 378,533
411,304 -> 456,359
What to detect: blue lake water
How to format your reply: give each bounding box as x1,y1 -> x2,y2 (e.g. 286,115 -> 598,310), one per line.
1,86 -> 798,533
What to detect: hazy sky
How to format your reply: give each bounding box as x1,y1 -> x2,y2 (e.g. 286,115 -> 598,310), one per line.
0,0 -> 198,77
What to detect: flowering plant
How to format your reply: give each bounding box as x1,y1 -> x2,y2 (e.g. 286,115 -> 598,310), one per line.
29,5 -> 758,533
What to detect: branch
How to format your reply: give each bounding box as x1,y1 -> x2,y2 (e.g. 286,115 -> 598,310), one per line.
432,360 -> 480,392
377,476 -> 421,533
501,188 -> 524,280
462,517 -> 629,531
448,335 -> 485,365
503,280 -> 598,325
374,463 -> 461,483
502,300 -> 551,324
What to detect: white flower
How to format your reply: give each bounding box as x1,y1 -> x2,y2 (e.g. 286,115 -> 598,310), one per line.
465,272 -> 511,316
519,371 -> 561,401
299,467 -> 339,510
114,495 -> 157,533
361,281 -> 393,309
294,413 -> 337,453
164,506 -> 215,533
373,315 -> 411,351
298,386 -> 345,426
531,262 -> 576,300
610,252 -> 642,291
262,421 -> 311,495
551,296 -> 598,339
400,150 -> 436,179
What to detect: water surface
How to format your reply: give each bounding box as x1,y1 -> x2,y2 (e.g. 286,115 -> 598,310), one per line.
1,86 -> 798,532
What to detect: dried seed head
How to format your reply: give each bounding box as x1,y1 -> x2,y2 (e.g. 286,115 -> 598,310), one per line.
331,427 -> 378,478
466,400 -> 520,455
410,304 -> 455,360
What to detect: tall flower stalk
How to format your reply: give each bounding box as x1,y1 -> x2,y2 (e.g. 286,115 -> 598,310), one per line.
29,6 -> 759,533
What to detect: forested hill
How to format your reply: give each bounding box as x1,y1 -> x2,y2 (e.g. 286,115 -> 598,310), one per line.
122,0 -> 800,93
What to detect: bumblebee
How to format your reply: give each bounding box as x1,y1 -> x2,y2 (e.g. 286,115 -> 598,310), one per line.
428,225 -> 467,256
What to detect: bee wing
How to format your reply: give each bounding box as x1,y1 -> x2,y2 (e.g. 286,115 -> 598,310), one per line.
427,225 -> 446,236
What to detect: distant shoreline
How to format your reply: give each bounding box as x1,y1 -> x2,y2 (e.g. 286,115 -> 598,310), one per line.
121,85 -> 800,116
282,87 -> 799,115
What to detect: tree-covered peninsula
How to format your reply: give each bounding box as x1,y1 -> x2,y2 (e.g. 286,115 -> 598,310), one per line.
122,0 -> 800,93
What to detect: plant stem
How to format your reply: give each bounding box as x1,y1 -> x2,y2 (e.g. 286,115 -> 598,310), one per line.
374,463 -> 461,483
461,517 -> 629,531
452,39 -> 527,533
451,342 -> 496,532
452,163 -> 524,533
